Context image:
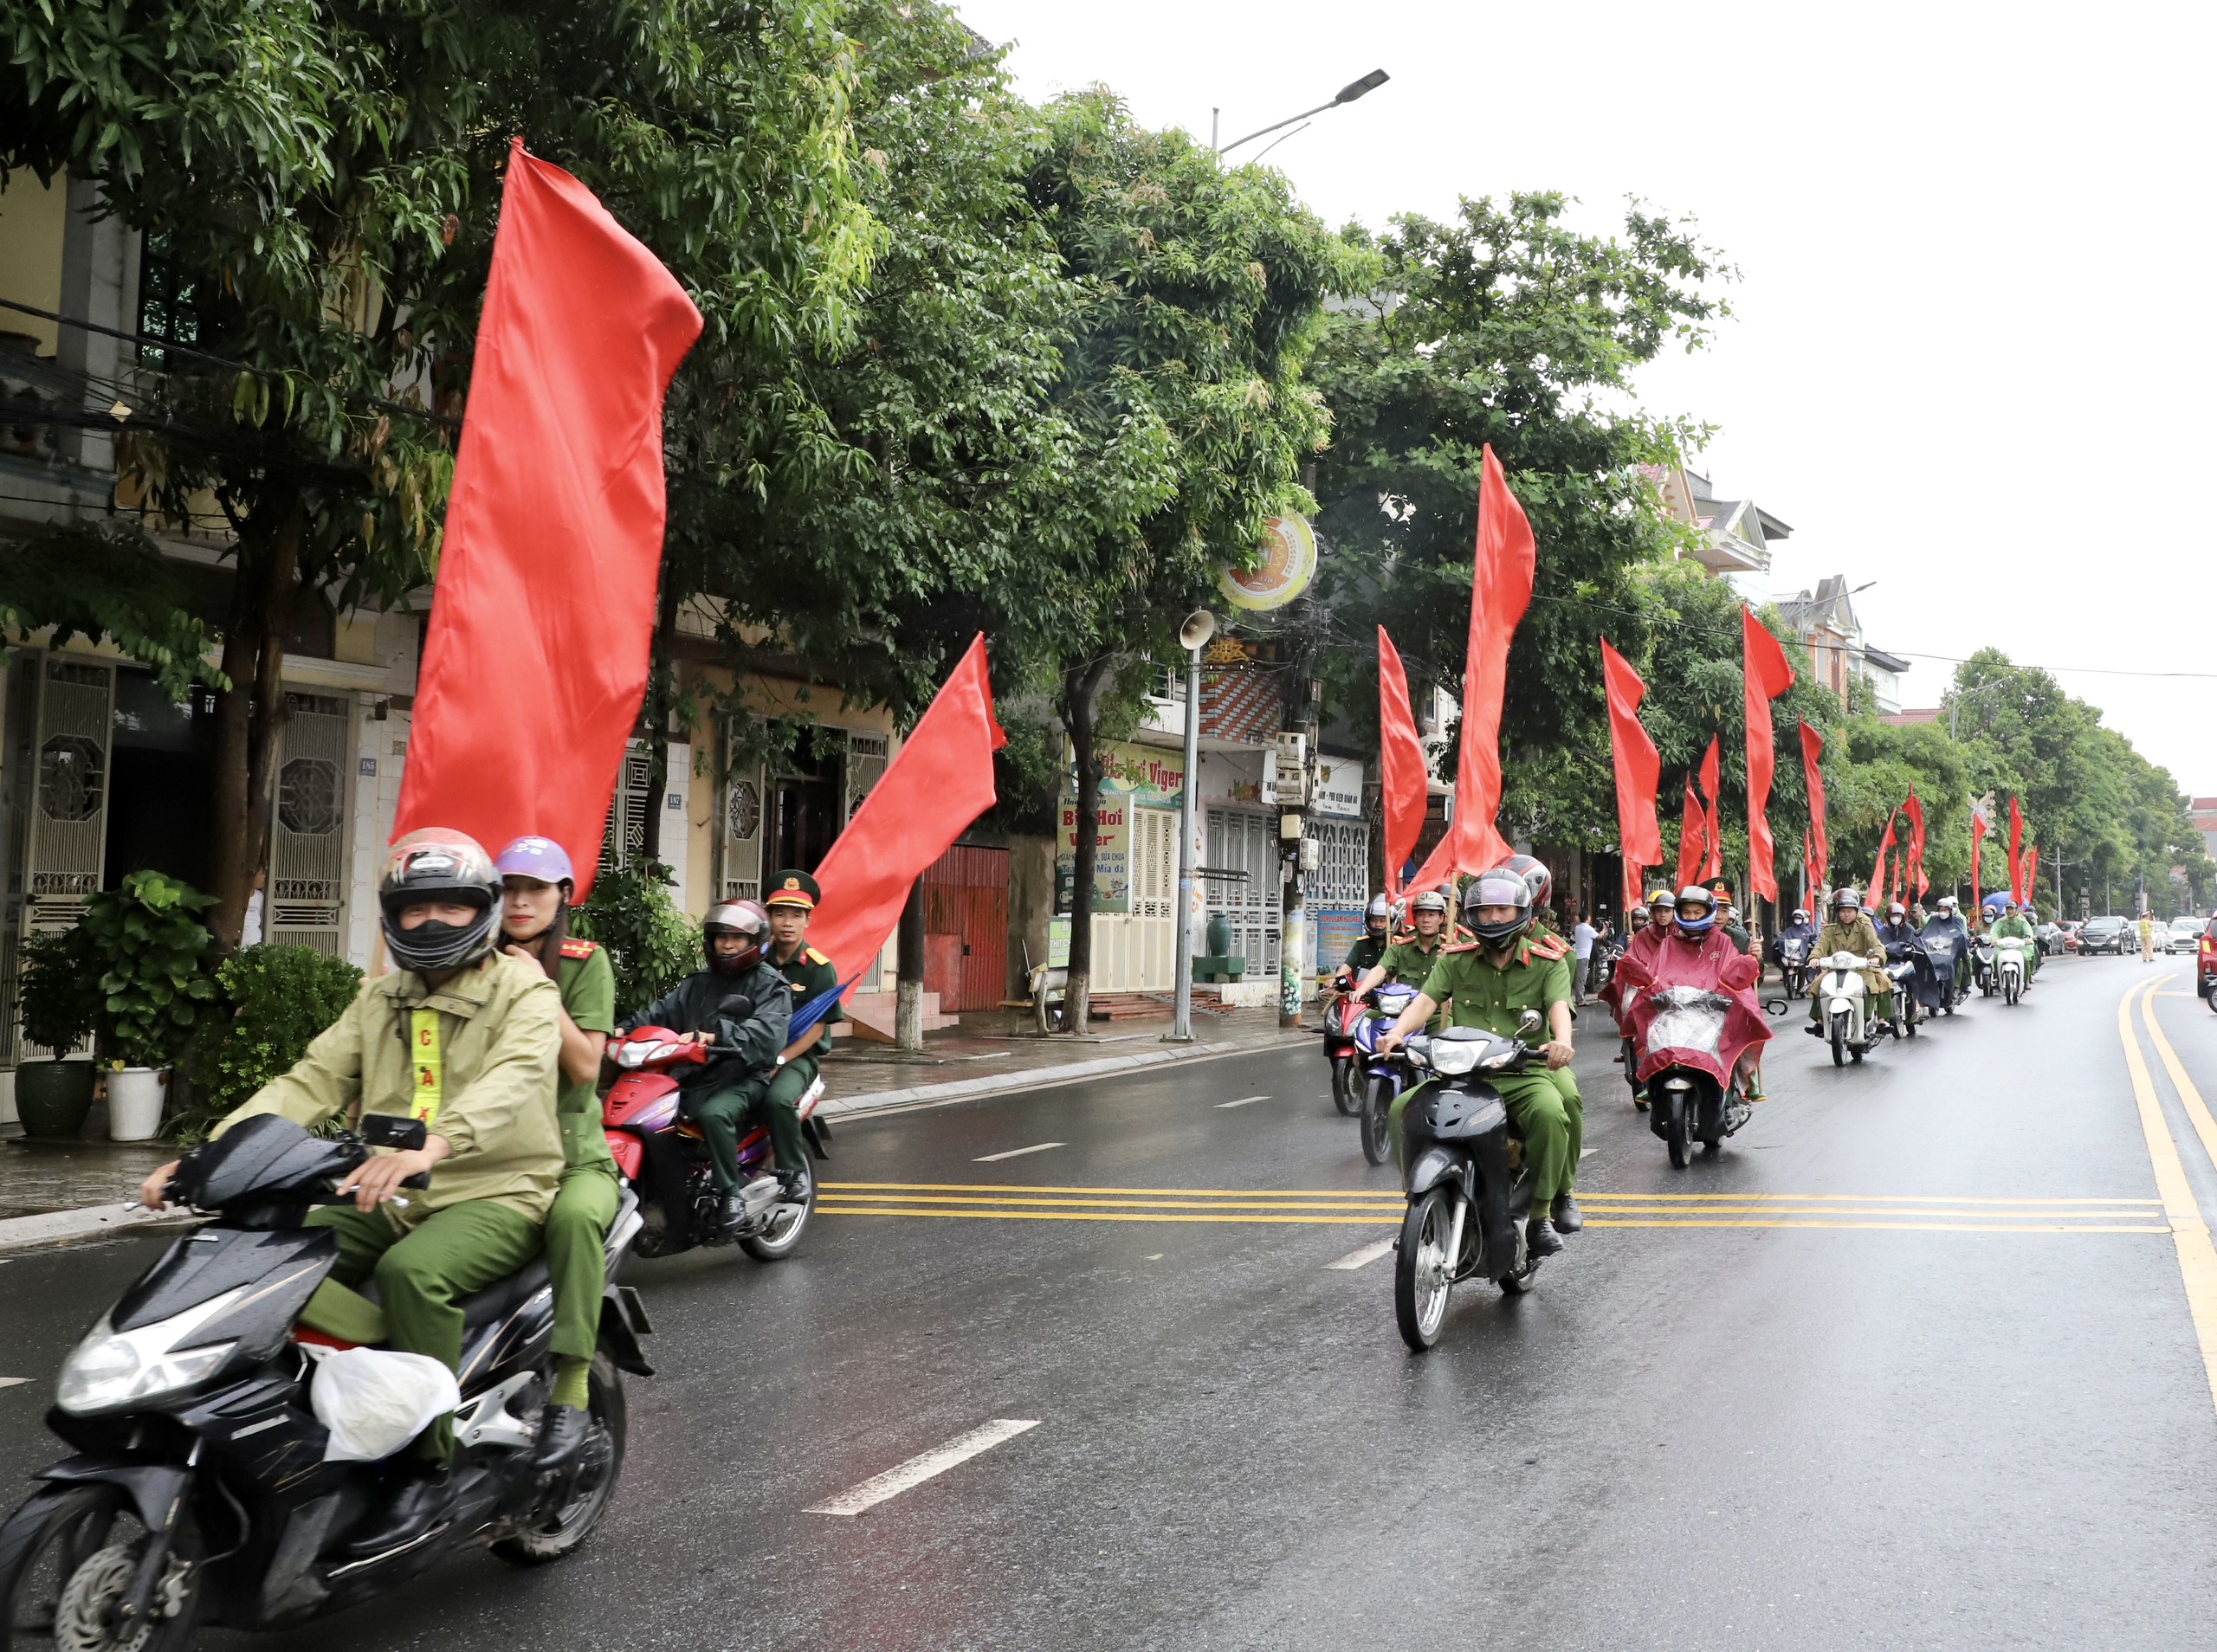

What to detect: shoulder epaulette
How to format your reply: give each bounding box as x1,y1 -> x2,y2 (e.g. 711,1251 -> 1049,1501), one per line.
1387,926 -> 1417,944
1443,940 -> 1483,954
1529,932 -> 1572,961
559,939 -> 599,959
805,946 -> 831,965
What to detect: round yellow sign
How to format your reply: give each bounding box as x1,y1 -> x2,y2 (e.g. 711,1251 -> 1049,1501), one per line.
1218,515 -> 1317,612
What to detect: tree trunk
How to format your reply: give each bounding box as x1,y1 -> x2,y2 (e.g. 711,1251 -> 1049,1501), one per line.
639,578 -> 681,868
208,501 -> 303,950
1061,658 -> 1110,1036
895,878 -> 925,1051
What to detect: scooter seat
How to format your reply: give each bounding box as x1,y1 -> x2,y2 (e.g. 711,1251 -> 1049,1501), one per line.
455,1256 -> 552,1338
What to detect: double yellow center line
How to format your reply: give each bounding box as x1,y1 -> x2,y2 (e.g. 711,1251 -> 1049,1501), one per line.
816,1183 -> 2164,1235
2117,974 -> 2217,1414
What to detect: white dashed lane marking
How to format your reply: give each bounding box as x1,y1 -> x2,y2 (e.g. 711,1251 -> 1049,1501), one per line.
0,1378 -> 29,1391
1214,1094 -> 1272,1109
974,1142 -> 1064,1163
807,1419 -> 1041,1516
1324,1238 -> 1394,1271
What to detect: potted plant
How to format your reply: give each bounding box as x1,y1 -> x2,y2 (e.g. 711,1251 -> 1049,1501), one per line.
77,870 -> 219,1140
13,926 -> 101,1139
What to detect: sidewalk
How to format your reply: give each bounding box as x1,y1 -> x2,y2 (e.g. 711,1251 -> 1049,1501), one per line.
0,1006 -> 1312,1253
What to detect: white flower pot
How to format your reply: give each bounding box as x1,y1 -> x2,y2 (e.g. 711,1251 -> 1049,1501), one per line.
107,1067 -> 166,1141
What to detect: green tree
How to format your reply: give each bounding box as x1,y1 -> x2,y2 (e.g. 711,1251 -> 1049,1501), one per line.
3,0 -> 875,943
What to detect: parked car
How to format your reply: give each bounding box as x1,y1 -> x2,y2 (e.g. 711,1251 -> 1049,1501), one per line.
2057,921 -> 2084,953
2037,922 -> 2064,956
2199,916 -> 2217,1005
2079,915 -> 2130,955
2169,917 -> 2205,955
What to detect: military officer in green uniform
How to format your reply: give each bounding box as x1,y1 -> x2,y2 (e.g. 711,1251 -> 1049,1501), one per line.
1379,863 -> 1583,1256
761,868 -> 841,1168
494,835 -> 617,1474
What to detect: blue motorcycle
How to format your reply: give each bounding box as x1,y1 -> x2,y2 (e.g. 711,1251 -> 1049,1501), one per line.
1353,984 -> 1422,1165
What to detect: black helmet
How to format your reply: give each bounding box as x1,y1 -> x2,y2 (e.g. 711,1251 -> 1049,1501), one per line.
1365,894 -> 1392,928
1832,887 -> 1861,913
703,898 -> 770,976
379,829 -> 500,974
1673,883 -> 1718,936
1467,865 -> 1535,946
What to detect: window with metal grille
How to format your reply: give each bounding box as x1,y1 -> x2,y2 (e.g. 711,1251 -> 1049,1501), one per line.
1308,818 -> 1370,906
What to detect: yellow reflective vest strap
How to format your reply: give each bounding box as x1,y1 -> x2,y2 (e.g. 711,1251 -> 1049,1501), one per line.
409,1008 -> 443,1125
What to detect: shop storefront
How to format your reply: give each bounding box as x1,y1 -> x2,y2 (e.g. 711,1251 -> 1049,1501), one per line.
1057,739 -> 1186,992
1305,752 -> 1369,979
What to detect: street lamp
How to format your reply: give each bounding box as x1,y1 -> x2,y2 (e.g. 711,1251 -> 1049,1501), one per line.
1169,608 -> 1216,1042
1947,675 -> 2012,742
1212,70 -> 1390,158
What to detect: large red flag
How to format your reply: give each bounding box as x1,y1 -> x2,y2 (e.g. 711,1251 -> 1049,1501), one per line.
1740,608 -> 1795,905
1970,797 -> 1989,909
1676,778 -> 1705,892
2007,797 -> 2026,903
1798,721 -> 1828,894
1871,807 -> 1899,904
395,141 -> 702,898
1377,629 -> 1428,901
807,636 -> 1006,988
1698,736 -> 1723,881
1600,638 -> 1662,884
1903,791 -> 1929,899
1406,444 -> 1535,892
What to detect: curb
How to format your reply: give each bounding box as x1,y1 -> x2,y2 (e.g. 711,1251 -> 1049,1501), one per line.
816,1031 -> 1312,1121
0,1203 -> 202,1258
0,1032 -> 1315,1255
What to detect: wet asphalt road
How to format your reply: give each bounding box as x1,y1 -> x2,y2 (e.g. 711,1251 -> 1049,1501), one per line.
5,956 -> 2217,1650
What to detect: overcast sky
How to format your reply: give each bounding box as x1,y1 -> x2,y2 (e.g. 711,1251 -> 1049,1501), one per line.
958,0 -> 2216,797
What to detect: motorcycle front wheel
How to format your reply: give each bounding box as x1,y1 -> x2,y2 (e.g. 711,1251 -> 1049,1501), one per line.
1831,1013 -> 1847,1068
492,1352 -> 628,1567
1664,1094 -> 1690,1169
1394,1188 -> 1457,1351
1330,1055 -> 1357,1116
1360,1075 -> 1394,1167
0,1480 -> 203,1652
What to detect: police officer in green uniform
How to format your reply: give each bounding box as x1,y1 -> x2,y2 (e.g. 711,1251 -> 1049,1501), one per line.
494,835 -> 617,1473
761,868 -> 841,1167
1379,862 -> 1583,1256
1341,894 -> 1393,978
1353,888 -> 1458,1029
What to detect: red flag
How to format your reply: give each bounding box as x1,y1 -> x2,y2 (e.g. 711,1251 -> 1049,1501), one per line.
1970,797 -> 1989,910
1798,721 -> 1828,894
1698,736 -> 1723,881
1600,639 -> 1662,883
2007,797 -> 2026,903
807,636 -> 1006,987
1741,608 -> 1795,905
1871,807 -> 1899,904
1676,778 -> 1705,892
395,141 -> 702,899
1406,444 -> 1535,891
1377,629 -> 1428,901
1903,791 -> 1929,900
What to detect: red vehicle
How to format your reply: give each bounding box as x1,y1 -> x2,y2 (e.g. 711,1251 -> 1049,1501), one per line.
2199,917 -> 2217,1010
2057,920 -> 2084,953
602,1025 -> 825,1262
1322,982 -> 1365,1116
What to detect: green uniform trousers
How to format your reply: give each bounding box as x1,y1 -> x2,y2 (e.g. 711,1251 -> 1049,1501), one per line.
305,1200 -> 542,1464
693,1055 -> 814,1189
1810,986 -> 1894,1024
545,1165 -> 621,1363
1388,1068 -> 1582,1204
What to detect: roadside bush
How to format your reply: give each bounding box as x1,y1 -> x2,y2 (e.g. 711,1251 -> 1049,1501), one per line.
178,945 -> 364,1141
570,860 -> 695,1010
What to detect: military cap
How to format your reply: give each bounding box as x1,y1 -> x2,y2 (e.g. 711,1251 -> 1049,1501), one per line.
765,869 -> 820,909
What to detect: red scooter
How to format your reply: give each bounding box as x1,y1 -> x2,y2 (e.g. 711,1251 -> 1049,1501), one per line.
1323,971 -> 1364,1115
602,1027 -> 826,1262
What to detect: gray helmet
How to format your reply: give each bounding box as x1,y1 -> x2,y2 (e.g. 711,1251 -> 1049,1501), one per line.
1365,894 -> 1392,924
379,829 -> 500,974
1411,890 -> 1449,917
703,898 -> 770,976
1467,866 -> 1534,945
1832,887 -> 1861,913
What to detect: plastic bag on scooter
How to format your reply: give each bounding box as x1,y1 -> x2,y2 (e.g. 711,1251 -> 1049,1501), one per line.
305,1345 -> 461,1462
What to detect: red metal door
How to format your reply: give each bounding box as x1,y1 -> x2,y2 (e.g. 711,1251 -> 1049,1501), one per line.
921,845 -> 1011,1012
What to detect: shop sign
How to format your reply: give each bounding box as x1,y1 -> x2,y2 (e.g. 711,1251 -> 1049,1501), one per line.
1057,796 -> 1129,914
1312,755 -> 1364,818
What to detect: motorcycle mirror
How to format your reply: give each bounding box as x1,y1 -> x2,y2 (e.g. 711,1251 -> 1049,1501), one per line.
717,993 -> 756,1021
361,1113 -> 429,1152
1516,1009 -> 1544,1038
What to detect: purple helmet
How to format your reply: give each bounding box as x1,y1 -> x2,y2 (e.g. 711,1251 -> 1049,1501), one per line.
494,835 -> 575,886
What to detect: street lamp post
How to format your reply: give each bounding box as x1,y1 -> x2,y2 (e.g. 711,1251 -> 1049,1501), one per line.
1169,609 -> 1216,1042
1212,70 -> 1389,158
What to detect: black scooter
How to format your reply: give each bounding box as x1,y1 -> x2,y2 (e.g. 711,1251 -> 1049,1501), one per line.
0,1115 -> 652,1648
1392,1011 -> 1547,1350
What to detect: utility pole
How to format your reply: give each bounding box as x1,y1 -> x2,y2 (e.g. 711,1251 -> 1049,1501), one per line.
1168,610 -> 1215,1042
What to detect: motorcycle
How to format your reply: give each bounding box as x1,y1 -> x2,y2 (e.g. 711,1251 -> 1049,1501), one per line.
1882,939 -> 1936,1039
1919,920 -> 1966,1012
1971,935 -> 1997,997
0,1114 -> 651,1647
1615,945 -> 1767,1169
1994,936 -> 2032,1006
1322,976 -> 1363,1116
1351,984 -> 1421,1166
1775,933 -> 1813,999
604,1006 -> 831,1262
1391,1010 -> 1549,1351
1814,950 -> 1882,1066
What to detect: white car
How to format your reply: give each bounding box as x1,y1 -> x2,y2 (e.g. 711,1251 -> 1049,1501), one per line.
2171,919 -> 2206,955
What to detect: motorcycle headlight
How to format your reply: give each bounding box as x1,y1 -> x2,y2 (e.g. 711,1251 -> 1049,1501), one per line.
1427,1041 -> 1483,1076
57,1289 -> 243,1416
